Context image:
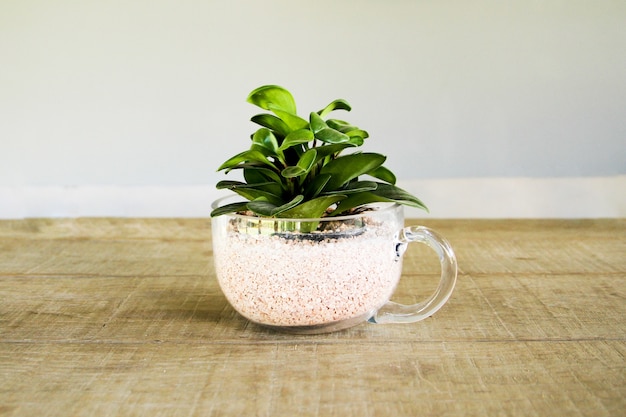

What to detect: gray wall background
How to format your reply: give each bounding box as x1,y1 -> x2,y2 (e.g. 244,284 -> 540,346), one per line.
1,1 -> 624,209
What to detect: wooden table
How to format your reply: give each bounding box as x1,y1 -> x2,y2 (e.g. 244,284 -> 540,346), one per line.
1,218 -> 624,416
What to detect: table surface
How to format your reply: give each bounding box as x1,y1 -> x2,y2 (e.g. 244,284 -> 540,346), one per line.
1,218 -> 624,416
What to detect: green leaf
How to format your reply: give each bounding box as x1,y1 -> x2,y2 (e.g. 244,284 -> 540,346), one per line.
243,166 -> 283,185
345,129 -> 369,139
272,195 -> 305,216
252,128 -> 280,154
371,183 -> 428,211
279,128 -> 314,151
248,143 -> 275,159
331,193 -> 389,215
315,128 -> 350,144
210,201 -> 249,217
281,166 -> 306,178
251,114 -> 290,137
309,113 -> 350,143
323,180 -> 378,195
247,195 -> 306,217
309,112 -> 326,134
319,153 -> 386,190
217,149 -> 274,171
318,99 -> 351,118
242,170 -> 284,196
332,183 -> 428,214
368,165 -> 396,184
347,136 -> 364,146
215,180 -> 279,198
215,181 -> 283,205
281,149 -> 317,178
280,195 -> 347,219
222,162 -> 278,178
297,148 -> 317,174
325,120 -> 368,146
247,85 -> 297,114
215,180 -> 249,189
270,106 -> 309,131
244,200 -> 276,217
313,143 -> 356,160
326,119 -> 358,133
304,173 -> 332,199
236,189 -> 283,205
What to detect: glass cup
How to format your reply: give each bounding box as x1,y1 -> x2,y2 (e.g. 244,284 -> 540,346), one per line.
211,195 -> 457,334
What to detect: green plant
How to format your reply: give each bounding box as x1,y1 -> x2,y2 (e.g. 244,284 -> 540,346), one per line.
210,85 -> 427,219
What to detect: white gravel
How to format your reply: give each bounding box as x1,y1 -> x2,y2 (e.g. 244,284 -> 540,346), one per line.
213,223 -> 402,327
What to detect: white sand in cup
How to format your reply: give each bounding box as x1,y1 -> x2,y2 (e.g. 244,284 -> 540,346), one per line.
214,224 -> 402,327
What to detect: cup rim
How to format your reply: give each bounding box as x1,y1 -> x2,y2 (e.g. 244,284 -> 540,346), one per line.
211,194 -> 402,223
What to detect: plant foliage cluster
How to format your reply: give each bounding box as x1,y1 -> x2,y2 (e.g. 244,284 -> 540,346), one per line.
211,85 -> 427,219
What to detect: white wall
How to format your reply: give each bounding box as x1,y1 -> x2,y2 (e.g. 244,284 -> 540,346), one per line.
1,0 -> 625,218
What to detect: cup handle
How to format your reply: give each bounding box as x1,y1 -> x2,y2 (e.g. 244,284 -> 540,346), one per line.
369,226 -> 458,324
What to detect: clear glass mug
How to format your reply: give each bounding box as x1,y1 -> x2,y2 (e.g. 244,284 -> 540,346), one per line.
211,196 -> 457,334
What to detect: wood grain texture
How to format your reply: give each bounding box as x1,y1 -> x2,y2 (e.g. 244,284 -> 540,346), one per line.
1,218 -> 624,416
